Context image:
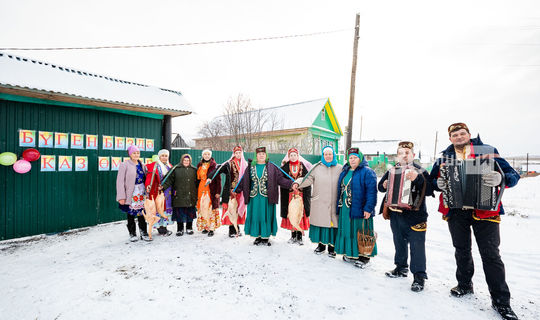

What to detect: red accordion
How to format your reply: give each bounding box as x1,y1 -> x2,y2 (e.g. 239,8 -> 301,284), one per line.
385,164 -> 420,210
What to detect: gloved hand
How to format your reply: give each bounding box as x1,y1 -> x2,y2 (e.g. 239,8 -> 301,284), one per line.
437,178 -> 447,191
482,171 -> 502,187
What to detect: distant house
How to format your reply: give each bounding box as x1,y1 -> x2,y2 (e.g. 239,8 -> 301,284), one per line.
194,98 -> 343,155
352,139 -> 400,164
171,133 -> 190,148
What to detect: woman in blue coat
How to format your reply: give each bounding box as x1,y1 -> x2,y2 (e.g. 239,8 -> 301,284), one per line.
335,148 -> 378,268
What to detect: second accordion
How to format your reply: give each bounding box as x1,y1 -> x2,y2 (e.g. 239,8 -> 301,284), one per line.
439,157 -> 505,211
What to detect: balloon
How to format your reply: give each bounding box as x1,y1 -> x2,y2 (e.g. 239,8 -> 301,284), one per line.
13,159 -> 31,174
0,152 -> 17,166
151,155 -> 159,162
22,148 -> 41,162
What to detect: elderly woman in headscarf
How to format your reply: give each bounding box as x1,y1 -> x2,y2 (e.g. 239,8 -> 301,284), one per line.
293,146 -> 342,257
196,149 -> 222,237
234,146 -> 295,246
144,149 -> 173,236
335,147 -> 378,268
207,145 -> 248,237
280,148 -> 312,245
116,145 -> 150,242
161,154 -> 199,236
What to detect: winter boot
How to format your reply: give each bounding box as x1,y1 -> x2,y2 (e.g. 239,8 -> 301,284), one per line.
288,231 -> 297,244
186,222 -> 194,235
140,229 -> 152,242
450,284 -> 474,297
492,304 -> 519,320
129,234 -> 138,242
354,256 -> 370,268
314,243 -> 326,254
208,230 -> 214,237
202,230 -> 209,234
296,231 -> 303,246
261,238 -> 271,246
253,237 -> 262,246
176,223 -> 184,236
411,274 -> 425,292
228,225 -> 236,238
385,267 -> 408,278
327,245 -> 336,258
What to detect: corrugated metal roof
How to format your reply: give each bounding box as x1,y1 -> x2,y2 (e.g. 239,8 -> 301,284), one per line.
211,98 -> 331,132
0,52 -> 191,116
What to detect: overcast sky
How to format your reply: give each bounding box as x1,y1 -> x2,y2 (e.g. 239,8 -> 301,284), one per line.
1,0 -> 539,157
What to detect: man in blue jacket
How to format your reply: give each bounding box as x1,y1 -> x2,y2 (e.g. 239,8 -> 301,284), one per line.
429,123 -> 520,320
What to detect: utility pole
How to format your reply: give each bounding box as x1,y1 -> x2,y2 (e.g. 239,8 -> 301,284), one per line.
345,13 -> 360,151
433,131 -> 438,161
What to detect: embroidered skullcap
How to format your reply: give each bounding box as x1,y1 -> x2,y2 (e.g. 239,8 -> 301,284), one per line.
398,141 -> 414,150
255,146 -> 266,153
448,122 -> 469,135
233,146 -> 243,153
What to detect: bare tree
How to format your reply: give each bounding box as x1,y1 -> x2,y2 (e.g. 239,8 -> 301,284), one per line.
198,94 -> 284,151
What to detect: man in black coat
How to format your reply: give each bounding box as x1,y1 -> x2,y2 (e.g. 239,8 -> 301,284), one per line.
429,123 -> 520,320
378,141 -> 432,292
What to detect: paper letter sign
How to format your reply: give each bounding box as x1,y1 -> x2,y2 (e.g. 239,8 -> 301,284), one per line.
75,156 -> 88,171
41,155 -> 56,171
55,132 -> 69,148
39,131 -> 54,148
86,134 -> 98,150
125,137 -> 135,149
115,137 -> 125,150
102,136 -> 113,150
111,157 -> 121,171
19,129 -> 36,147
136,138 -> 145,151
146,139 -> 154,152
71,133 -> 84,149
98,157 -> 110,171
58,156 -> 73,171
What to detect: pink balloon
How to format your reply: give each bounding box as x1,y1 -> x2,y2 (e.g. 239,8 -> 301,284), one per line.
13,159 -> 32,174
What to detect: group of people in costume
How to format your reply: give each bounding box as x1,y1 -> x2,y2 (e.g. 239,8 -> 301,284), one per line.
115,122 -> 520,320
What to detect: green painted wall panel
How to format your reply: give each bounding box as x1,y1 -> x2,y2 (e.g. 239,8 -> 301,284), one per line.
0,99 -> 162,240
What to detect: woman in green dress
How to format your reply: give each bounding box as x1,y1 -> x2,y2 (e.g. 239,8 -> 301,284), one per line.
234,147 -> 295,246
335,147 -> 378,268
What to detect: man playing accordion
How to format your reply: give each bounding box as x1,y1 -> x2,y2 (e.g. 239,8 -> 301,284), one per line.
429,123 -> 520,320
378,141 -> 432,292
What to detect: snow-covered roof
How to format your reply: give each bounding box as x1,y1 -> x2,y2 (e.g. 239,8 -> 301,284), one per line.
0,52 -> 191,116
211,98 -> 340,133
352,140 -> 401,155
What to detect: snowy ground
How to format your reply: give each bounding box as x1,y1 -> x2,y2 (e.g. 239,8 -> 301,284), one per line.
1,177 -> 539,320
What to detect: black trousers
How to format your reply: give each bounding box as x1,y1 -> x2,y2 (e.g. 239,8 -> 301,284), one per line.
390,212 -> 426,277
447,210 -> 510,306
127,214 -> 147,236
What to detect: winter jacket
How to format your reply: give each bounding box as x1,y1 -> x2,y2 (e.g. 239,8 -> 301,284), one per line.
336,159 -> 378,219
378,162 -> 432,226
280,161 -> 311,218
428,135 -> 520,218
161,161 -> 199,208
116,160 -> 147,205
296,162 -> 343,228
235,161 -> 293,205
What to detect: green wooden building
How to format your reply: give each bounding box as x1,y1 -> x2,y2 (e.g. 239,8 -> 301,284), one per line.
0,52 -> 191,240
194,98 -> 343,154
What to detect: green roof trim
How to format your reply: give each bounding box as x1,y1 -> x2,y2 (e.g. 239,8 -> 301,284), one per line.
0,93 -> 164,120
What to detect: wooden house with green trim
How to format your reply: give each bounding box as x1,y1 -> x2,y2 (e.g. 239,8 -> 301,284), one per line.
0,52 -> 191,240
194,98 -> 343,154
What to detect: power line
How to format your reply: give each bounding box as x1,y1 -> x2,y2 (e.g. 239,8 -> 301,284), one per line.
0,28 -> 352,51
